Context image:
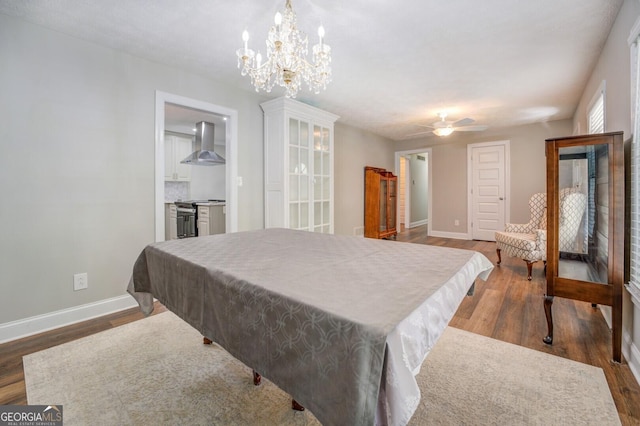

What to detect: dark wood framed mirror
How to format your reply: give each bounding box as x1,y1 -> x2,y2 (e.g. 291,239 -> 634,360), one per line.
544,132 -> 624,363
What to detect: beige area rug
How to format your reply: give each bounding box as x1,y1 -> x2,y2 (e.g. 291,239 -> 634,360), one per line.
23,311 -> 620,425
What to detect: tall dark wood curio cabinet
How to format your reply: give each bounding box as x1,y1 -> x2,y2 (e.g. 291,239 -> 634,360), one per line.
364,166 -> 397,239
544,132 -> 623,362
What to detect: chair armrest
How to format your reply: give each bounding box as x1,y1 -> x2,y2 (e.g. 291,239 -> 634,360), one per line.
535,229 -> 546,252
505,222 -> 532,233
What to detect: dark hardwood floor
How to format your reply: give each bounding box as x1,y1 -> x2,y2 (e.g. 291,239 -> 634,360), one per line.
1,226 -> 638,424
397,226 -> 640,425
0,301 -> 167,406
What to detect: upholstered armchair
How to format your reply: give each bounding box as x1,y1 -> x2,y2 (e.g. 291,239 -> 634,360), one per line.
495,193 -> 547,280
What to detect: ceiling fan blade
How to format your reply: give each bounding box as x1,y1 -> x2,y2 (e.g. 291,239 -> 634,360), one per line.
415,124 -> 435,129
432,121 -> 450,129
452,118 -> 474,126
454,125 -> 488,132
404,131 -> 433,138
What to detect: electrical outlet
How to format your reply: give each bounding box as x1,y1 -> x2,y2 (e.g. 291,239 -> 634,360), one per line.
454,219 -> 460,226
74,273 -> 88,291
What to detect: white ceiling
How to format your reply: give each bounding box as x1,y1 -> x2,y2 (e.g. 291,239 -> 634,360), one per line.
164,103 -> 227,144
0,0 -> 624,140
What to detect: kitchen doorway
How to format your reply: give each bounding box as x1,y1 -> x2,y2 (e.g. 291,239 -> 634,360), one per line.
154,91 -> 238,241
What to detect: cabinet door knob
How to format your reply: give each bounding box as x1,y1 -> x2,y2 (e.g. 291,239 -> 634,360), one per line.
499,197 -> 504,200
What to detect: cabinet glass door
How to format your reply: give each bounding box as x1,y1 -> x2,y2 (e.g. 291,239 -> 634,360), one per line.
289,118 -> 310,231
313,125 -> 331,233
557,143 -> 608,284
379,179 -> 388,232
388,179 -> 397,230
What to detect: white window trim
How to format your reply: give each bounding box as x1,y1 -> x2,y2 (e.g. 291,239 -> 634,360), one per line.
587,80 -> 606,134
627,19 -> 640,294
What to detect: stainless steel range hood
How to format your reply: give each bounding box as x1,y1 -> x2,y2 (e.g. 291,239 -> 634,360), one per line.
181,121 -> 225,166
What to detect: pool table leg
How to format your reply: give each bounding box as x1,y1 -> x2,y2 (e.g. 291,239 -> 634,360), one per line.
292,399 -> 305,411
252,369 -> 262,386
206,338 -> 304,412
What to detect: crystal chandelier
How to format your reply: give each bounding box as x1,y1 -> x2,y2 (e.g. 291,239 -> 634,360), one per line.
236,0 -> 332,98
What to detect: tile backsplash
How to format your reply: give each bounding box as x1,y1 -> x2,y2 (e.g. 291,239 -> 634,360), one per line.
165,181 -> 189,202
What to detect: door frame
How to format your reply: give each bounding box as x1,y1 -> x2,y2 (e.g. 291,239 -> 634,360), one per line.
466,140 -> 510,240
395,148 -> 433,235
401,156 -> 410,230
154,91 -> 239,241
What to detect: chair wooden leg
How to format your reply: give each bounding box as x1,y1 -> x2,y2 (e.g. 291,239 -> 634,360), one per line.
252,369 -> 261,386
203,337 -> 213,345
525,260 -> 533,280
543,295 -> 554,344
496,248 -> 502,265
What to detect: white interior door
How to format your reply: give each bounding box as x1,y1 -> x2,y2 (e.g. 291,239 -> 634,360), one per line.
468,141 -> 509,241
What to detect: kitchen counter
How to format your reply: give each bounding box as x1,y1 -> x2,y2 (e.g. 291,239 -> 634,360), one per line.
194,201 -> 226,206
164,200 -> 225,206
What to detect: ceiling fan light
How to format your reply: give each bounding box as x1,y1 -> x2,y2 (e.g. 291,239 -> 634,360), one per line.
434,127 -> 454,137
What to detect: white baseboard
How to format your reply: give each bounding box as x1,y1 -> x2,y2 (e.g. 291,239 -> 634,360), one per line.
409,219 -> 429,228
625,285 -> 640,387
429,230 -> 470,240
624,328 -> 640,386
0,295 -> 138,344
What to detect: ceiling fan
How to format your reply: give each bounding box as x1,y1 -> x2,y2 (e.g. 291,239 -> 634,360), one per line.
408,113 -> 488,137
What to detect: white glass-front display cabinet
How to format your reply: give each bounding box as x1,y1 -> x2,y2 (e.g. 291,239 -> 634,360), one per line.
262,97 -> 339,233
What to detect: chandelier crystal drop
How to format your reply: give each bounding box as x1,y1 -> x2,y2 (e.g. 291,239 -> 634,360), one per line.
236,0 -> 332,98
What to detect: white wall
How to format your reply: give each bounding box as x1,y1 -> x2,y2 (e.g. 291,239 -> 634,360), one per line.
0,12 -> 399,334
396,120 -> 573,234
334,123 -> 395,236
571,0 -> 640,380
189,147 -> 227,201
573,0 -> 640,138
0,13 -> 266,326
